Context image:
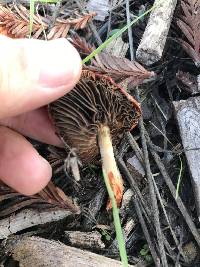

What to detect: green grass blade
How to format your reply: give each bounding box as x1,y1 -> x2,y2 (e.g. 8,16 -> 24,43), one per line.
29,0 -> 58,38
102,169 -> 128,267
82,0 -> 164,64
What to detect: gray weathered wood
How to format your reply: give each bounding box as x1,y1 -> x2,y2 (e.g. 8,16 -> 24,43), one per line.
0,209 -> 72,239
174,96 -> 200,219
176,71 -> 199,95
11,236 -> 141,267
136,0 -> 177,65
197,74 -> 200,92
64,230 -> 105,249
105,36 -> 129,58
87,0 -> 109,21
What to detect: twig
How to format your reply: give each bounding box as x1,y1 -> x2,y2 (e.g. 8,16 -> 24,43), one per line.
152,177 -> 187,262
117,137 -> 130,158
75,0 -> 102,45
82,0 -> 166,64
175,156 -> 183,199
125,0 -> 135,60
133,198 -> 160,265
118,156 -> 178,264
145,132 -> 200,248
125,132 -> 144,165
117,157 -> 151,222
49,0 -> 61,30
106,0 -> 112,38
135,90 -> 168,267
136,0 -> 178,65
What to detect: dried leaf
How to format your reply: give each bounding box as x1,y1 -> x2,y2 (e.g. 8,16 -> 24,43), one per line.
87,0 -> 109,21
0,4 -> 96,39
177,0 -> 200,66
38,181 -> 79,213
69,35 -> 154,85
85,52 -> 155,86
0,181 -> 79,218
0,4 -> 46,38
69,34 -> 94,57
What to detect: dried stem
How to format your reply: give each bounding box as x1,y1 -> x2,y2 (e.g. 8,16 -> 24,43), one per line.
98,125 -> 123,209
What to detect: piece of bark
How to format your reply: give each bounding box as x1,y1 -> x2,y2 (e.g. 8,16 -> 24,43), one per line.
127,155 -> 145,177
196,75 -> 200,92
82,187 -> 106,230
173,96 -> 200,219
105,36 -> 129,58
10,236 -> 138,267
120,189 -> 134,211
87,0 -> 109,21
136,0 -> 177,65
64,230 -> 105,250
119,189 -> 134,219
109,216 -> 137,255
0,209 -> 72,239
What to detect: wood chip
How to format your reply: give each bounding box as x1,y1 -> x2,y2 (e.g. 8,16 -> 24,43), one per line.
176,71 -> 199,95
64,230 -> 105,250
127,155 -> 145,177
197,74 -> 200,92
0,209 -> 72,239
173,96 -> 200,219
87,0 -> 109,21
11,236 -> 137,267
136,0 -> 177,65
105,36 -> 129,58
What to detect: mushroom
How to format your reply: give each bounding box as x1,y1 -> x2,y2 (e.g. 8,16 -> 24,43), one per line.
49,70 -> 141,208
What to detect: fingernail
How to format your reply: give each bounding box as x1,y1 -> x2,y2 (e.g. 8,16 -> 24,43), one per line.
25,39 -> 82,88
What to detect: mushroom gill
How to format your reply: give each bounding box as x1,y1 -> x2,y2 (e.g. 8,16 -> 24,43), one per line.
49,70 -> 141,208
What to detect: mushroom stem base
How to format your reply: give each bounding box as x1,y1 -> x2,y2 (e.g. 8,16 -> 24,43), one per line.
98,125 -> 123,209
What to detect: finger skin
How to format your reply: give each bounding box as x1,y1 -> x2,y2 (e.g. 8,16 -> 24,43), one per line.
0,126 -> 52,195
0,37 -> 82,119
0,108 -> 62,146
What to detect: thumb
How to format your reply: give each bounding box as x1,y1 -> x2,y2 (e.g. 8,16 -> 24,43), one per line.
0,36 -> 82,119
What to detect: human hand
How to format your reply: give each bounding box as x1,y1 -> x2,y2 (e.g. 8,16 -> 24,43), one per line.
0,36 -> 82,195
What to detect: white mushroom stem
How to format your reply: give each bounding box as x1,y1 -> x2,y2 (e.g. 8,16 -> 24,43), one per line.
98,125 -> 123,209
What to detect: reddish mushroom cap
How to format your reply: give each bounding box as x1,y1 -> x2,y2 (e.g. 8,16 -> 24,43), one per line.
49,70 -> 141,164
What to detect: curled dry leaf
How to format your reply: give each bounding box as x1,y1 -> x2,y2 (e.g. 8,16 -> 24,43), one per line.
48,146 -> 67,172
0,4 -> 46,39
68,34 -> 155,86
38,181 -> 79,213
69,35 -> 155,86
0,4 -> 96,39
49,70 -> 141,208
85,52 -> 155,86
46,11 -> 96,40
0,181 -> 79,218
69,34 -> 95,57
177,0 -> 200,66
